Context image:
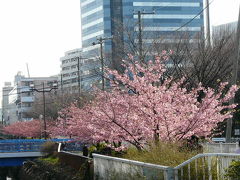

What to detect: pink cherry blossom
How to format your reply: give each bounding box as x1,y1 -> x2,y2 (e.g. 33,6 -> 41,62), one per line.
3,119 -> 42,138
53,52 -> 238,150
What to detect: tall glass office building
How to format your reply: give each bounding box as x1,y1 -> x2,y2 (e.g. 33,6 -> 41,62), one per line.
80,0 -> 204,67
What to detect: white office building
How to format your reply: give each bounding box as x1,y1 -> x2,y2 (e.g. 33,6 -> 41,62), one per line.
7,73 -> 58,123
60,48 -> 100,93
1,82 -> 13,125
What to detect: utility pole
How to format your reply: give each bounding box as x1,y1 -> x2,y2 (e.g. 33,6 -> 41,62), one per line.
60,74 -> 63,92
30,82 -> 58,139
226,5 -> 240,142
137,11 -> 143,62
205,0 -> 211,46
92,36 -> 112,91
133,10 -> 155,63
42,83 -> 46,140
77,57 -> 81,96
100,40 -> 104,90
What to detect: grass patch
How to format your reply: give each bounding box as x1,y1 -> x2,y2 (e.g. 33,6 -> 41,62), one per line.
123,142 -> 199,167
39,156 -> 59,165
122,142 -> 224,179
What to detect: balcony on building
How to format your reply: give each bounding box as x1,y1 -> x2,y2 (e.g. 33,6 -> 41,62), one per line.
21,96 -> 34,103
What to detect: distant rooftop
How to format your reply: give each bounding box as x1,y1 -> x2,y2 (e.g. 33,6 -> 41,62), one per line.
212,21 -> 238,35
4,82 -> 12,87
65,48 -> 82,56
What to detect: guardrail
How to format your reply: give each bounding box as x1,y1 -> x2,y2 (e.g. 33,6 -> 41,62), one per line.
0,139 -> 70,143
93,153 -> 173,180
174,153 -> 240,180
93,153 -> 240,180
0,139 -> 71,153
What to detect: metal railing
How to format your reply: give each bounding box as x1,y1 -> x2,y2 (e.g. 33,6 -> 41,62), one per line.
174,153 -> 240,180
93,153 -> 173,180
0,139 -> 70,153
93,153 -> 240,180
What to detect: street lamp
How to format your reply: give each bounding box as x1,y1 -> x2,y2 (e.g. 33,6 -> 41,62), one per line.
92,36 -> 112,91
30,82 -> 58,139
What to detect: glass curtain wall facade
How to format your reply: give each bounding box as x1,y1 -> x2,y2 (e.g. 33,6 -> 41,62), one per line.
80,0 -> 204,64
81,0 -> 112,57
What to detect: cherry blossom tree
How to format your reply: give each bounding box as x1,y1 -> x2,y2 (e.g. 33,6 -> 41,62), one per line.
54,53 -> 238,150
3,119 -> 42,138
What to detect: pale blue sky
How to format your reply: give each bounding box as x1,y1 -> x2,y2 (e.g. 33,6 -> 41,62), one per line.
211,0 -> 239,25
0,0 -> 239,97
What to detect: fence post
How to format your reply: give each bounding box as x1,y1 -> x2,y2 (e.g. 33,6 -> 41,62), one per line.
166,167 -> 174,180
208,157 -> 212,180
174,169 -> 179,180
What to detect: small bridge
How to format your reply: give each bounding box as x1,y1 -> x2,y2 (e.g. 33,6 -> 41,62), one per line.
0,139 -> 71,167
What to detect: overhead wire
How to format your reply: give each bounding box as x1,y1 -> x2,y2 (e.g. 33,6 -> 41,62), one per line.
1,81 -> 62,97
2,84 -> 94,111
175,0 -> 214,32
1,1 -> 215,108
136,0 -> 214,32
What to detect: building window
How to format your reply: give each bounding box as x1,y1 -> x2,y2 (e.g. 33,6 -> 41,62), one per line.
63,67 -> 70,71
63,74 -> 70,78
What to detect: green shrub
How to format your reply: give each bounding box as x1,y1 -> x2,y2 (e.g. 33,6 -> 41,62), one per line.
89,142 -> 113,157
88,145 -> 97,154
40,141 -> 58,157
123,142 -> 198,166
225,160 -> 240,179
122,142 -> 220,179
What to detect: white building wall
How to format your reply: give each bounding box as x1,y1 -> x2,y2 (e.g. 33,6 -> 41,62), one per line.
7,75 -> 58,123
60,48 -> 100,93
1,82 -> 13,125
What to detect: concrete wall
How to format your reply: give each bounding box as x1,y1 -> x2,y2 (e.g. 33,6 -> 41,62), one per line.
58,151 -> 91,170
93,153 -> 171,180
203,143 -> 239,153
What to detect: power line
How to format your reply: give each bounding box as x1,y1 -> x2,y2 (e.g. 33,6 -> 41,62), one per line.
132,1 -> 214,44
0,82 -> 59,93
1,82 -> 61,97
1,1 -> 214,102
1,90 -> 93,111
1,101 -> 57,110
1,76 -> 97,98
175,0 -> 214,32
2,85 -> 94,111
132,1 -> 214,33
0,81 -> 53,92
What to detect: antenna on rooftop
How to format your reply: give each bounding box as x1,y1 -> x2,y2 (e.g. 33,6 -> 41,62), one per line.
26,63 -> 30,77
